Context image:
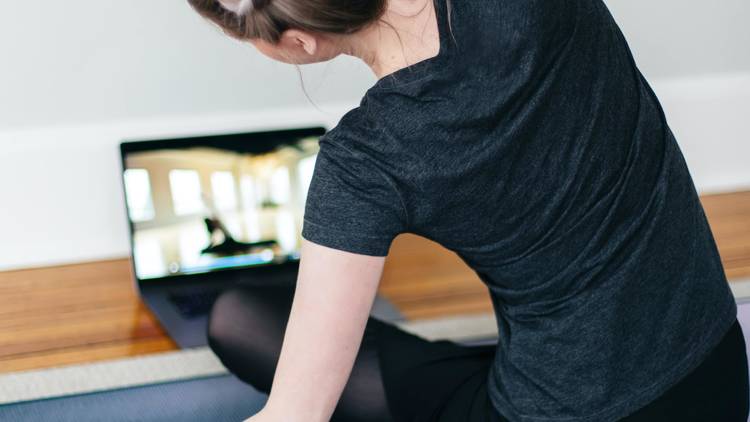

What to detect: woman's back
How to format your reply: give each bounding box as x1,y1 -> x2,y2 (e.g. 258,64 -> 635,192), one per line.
300,0 -> 738,420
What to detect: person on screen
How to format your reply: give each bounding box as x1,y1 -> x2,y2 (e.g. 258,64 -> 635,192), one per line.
200,192 -> 278,256
185,1 -> 748,421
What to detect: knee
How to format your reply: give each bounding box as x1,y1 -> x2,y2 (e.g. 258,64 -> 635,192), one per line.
205,286 -> 292,392
206,288 -> 268,389
207,285 -> 292,350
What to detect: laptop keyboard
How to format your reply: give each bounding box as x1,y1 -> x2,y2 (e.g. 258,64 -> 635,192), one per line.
167,290 -> 221,319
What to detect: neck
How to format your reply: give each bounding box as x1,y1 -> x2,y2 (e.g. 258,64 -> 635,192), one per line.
346,0 -> 440,79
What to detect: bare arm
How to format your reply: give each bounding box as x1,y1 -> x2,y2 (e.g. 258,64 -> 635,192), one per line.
246,238 -> 387,422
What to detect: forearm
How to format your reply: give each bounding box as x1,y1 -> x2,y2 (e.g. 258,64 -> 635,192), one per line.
261,242 -> 383,421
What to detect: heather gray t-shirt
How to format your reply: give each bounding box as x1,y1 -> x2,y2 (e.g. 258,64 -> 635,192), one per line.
301,0 -> 738,420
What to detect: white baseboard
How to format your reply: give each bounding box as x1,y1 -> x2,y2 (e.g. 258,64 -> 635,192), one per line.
0,73 -> 748,272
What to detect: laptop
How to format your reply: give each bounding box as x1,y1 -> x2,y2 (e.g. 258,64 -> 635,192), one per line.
120,127 -> 404,348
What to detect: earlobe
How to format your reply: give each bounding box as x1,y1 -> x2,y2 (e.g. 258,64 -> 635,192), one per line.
298,36 -> 317,56
283,29 -> 317,57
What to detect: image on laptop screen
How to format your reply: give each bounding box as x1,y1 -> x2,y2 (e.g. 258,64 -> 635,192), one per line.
121,129 -> 323,280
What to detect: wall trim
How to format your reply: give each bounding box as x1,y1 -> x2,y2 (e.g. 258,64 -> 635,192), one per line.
0,73 -> 748,271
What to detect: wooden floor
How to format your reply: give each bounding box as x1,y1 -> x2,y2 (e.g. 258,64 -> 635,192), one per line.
1,191 -> 749,374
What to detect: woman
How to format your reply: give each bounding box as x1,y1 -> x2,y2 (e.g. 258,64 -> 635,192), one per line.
187,0 -> 749,421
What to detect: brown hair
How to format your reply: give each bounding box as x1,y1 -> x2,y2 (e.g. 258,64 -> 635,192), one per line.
187,0 -> 391,44
188,0 -> 455,47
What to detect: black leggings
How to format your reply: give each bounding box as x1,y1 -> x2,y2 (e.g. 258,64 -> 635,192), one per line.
206,283 -> 749,421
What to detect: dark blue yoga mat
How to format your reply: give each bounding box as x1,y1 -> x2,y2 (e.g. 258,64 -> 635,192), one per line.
0,374 -> 267,422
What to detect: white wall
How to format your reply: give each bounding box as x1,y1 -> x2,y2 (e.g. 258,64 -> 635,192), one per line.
0,1 -> 748,271
603,0 -> 750,78
0,0 -> 374,129
653,74 -> 750,193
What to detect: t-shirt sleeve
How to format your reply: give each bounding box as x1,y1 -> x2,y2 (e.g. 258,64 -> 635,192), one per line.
301,138 -> 407,257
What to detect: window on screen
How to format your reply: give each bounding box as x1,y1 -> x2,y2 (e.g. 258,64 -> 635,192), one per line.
123,168 -> 155,222
169,169 -> 204,216
241,175 -> 259,210
211,171 -> 238,212
269,167 -> 291,205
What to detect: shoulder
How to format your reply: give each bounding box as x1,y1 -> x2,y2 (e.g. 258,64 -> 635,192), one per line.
322,104 -> 378,148
316,103 -> 393,174
301,107 -> 408,256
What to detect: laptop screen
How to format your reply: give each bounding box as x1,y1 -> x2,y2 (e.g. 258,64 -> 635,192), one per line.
120,127 -> 326,281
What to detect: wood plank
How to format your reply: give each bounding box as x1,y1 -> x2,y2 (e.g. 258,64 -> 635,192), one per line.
702,191 -> 750,279
0,259 -> 176,374
0,337 -> 176,373
0,190 -> 748,373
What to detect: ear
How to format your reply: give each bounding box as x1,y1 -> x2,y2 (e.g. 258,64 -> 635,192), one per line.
280,29 -> 318,56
